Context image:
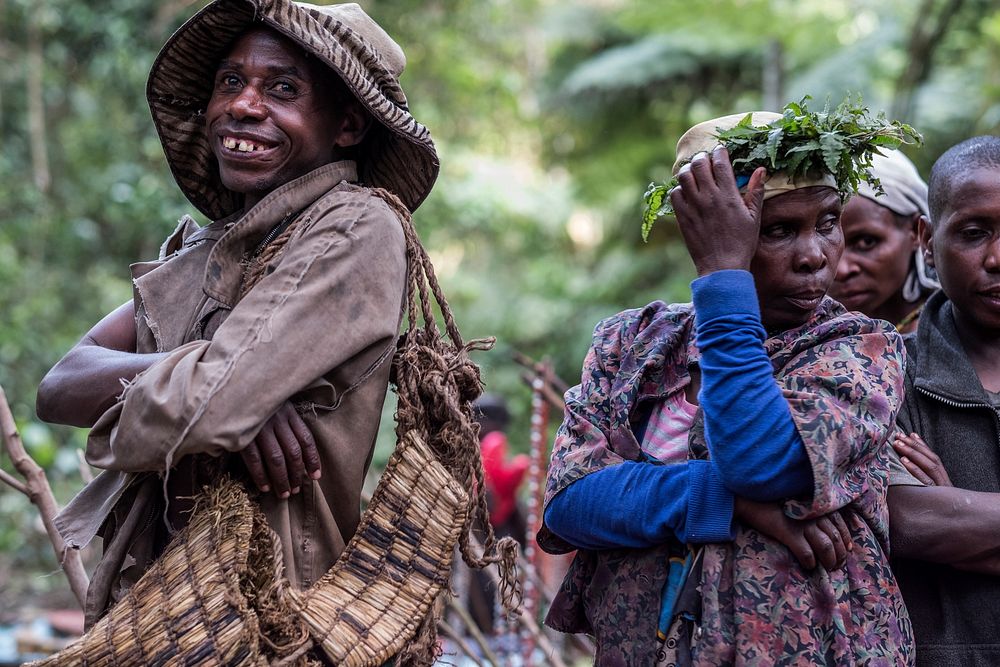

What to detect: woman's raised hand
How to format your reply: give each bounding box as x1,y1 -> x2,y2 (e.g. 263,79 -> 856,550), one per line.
669,147 -> 767,277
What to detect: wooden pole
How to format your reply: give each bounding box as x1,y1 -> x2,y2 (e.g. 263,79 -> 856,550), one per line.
447,597 -> 503,667
519,372 -> 565,412
512,351 -> 569,395
0,386 -> 89,607
437,618 -> 486,667
521,363 -> 551,663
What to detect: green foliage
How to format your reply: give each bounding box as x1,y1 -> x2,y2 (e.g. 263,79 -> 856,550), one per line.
1,0 -> 1000,600
641,96 -> 922,240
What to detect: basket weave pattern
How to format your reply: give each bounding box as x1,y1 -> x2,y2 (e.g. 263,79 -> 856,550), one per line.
30,482 -> 267,667
29,431 -> 464,666
288,431 -> 469,665
32,188 -> 507,666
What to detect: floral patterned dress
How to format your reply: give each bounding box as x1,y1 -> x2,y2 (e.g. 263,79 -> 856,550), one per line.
538,298 -> 914,666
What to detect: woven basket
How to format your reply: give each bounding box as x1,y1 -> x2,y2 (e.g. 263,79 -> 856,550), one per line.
288,430 -> 469,665
33,188 -> 496,666
29,480 -> 269,667
28,431 -> 465,666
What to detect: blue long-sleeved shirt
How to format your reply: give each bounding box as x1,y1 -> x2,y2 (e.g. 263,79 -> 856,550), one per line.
545,270 -> 813,550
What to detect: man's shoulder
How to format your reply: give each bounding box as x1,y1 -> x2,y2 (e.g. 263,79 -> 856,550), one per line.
305,183 -> 399,225
288,184 -> 407,280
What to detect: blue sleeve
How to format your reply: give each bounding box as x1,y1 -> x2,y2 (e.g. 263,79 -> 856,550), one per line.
691,269 -> 813,501
543,460 -> 735,550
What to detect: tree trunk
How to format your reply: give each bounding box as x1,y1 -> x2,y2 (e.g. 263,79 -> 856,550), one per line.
27,15 -> 50,194
891,0 -> 966,122
763,40 -> 784,112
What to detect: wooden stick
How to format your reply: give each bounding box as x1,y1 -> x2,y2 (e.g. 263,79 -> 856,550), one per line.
511,351 -> 569,394
518,371 -> 565,412
437,618 -> 485,666
446,598 -> 503,666
0,467 -> 29,496
0,386 -> 89,607
508,594 -> 565,667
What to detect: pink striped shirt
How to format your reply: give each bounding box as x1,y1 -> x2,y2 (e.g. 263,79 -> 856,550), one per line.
641,391 -> 698,464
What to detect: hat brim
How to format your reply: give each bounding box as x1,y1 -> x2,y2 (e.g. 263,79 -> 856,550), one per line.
147,0 -> 439,218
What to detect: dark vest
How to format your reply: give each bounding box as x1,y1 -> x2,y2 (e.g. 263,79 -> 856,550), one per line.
894,291 -> 1000,667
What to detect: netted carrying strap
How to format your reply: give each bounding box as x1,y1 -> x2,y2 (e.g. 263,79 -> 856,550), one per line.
368,188 -> 522,663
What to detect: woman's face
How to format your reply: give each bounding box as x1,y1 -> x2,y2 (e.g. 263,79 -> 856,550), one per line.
751,186 -> 844,332
830,195 -> 917,315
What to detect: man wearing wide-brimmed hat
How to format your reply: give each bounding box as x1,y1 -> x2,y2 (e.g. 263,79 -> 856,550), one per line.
37,0 -> 437,628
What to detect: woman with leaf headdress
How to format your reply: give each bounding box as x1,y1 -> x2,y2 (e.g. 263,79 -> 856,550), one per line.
537,98 -> 920,665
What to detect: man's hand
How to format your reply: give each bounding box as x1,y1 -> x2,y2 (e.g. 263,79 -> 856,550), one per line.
240,401 -> 321,498
893,431 -> 952,487
735,497 -> 852,571
669,147 -> 768,277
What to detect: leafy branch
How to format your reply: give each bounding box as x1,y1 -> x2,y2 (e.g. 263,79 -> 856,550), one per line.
641,96 -> 922,241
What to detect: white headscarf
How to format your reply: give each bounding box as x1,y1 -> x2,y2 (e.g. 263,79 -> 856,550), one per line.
855,150 -> 929,218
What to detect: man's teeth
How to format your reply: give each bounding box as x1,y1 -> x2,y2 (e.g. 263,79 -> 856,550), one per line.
223,137 -> 265,152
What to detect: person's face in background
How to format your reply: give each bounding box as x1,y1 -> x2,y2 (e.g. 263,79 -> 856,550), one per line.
831,195 -> 919,321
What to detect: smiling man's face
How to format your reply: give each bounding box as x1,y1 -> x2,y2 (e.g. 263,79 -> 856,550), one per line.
205,27 -> 344,209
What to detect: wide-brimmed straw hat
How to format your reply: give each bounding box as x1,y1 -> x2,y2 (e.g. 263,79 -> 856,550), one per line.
147,0 -> 439,218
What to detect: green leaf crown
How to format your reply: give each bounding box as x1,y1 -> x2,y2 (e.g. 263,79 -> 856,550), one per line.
641,96 -> 922,241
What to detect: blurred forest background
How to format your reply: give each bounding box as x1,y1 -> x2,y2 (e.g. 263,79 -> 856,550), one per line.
1,0 -> 1000,606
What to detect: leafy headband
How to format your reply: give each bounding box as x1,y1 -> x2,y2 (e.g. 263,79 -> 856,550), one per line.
641,96 -> 922,241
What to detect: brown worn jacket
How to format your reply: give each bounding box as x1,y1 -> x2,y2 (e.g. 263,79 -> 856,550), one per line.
54,162 -> 408,626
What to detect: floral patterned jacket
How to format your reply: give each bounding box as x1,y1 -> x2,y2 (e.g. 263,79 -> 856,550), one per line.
538,298 -> 914,666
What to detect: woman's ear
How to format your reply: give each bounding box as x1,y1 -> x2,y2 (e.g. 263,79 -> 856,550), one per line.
918,215 -> 934,267
907,212 -> 921,251
333,101 -> 372,148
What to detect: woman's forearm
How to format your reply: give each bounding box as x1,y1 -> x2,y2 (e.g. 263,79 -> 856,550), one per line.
543,460 -> 735,549
692,270 -> 813,500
